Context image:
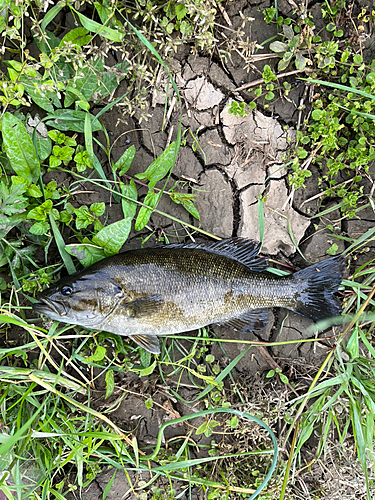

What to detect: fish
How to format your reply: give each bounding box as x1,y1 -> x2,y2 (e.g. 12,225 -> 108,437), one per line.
32,238 -> 345,354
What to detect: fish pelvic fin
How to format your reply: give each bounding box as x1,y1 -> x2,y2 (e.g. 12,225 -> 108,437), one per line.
130,334 -> 161,354
292,255 -> 345,322
215,308 -> 268,333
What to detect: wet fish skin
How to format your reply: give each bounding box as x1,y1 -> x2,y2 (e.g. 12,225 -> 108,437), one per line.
32,238 -> 345,354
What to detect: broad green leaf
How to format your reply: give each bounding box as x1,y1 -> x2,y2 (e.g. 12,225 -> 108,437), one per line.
283,24 -> 294,40
169,192 -> 200,220
18,76 -> 56,113
0,179 -> 28,215
55,61 -> 71,82
196,421 -> 209,435
105,370 -> 115,399
60,27 -> 91,47
2,113 -> 40,185
139,360 -> 156,377
64,86 -> 90,111
36,30 -> 61,54
176,4 -> 187,20
145,397 -> 153,409
48,130 -> 67,143
229,416 -> 239,429
84,345 -> 107,363
140,348 -> 152,369
74,205 -> 94,230
7,60 -> 23,70
29,221 -> 50,235
64,136 -> 76,147
0,277 -> 6,290
311,109 -> 324,120
295,52 -> 307,70
278,52 -> 293,71
135,190 -> 161,231
120,180 -> 138,219
50,155 -> 62,168
98,62 -> 128,99
41,3 -> 64,31
269,41 -> 288,53
36,136 -> 52,161
0,212 -> 28,239
135,141 -> 177,189
65,59 -> 127,107
114,145 -> 136,175
90,202 -> 105,216
94,1 -> 110,23
45,110 -> 102,133
64,58 -> 104,107
74,10 -> 124,42
8,67 -> 20,81
74,149 -> 91,172
92,218 -> 132,254
65,242 -> 106,267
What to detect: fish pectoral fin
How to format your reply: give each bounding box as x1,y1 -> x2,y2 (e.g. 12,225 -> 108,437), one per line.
216,308 -> 268,333
121,295 -> 164,318
130,334 -> 161,354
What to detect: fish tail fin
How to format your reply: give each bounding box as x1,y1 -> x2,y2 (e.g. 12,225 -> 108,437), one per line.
292,255 -> 345,322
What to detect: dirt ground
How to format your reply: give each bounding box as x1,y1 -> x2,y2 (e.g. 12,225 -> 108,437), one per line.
18,0 -> 375,498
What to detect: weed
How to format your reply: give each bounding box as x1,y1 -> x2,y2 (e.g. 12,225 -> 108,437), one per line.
260,5 -> 375,217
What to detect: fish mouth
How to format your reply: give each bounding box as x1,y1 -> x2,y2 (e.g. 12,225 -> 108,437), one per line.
32,297 -> 68,318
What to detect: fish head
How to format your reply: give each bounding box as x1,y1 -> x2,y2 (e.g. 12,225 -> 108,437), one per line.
32,271 -> 125,328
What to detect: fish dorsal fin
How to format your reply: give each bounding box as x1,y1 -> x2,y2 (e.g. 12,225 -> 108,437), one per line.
215,308 -> 268,333
121,295 -> 164,318
130,334 -> 161,354
153,238 -> 268,273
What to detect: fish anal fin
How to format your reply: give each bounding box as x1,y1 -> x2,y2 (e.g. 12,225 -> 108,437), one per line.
121,294 -> 164,318
216,308 -> 268,333
130,334 -> 161,354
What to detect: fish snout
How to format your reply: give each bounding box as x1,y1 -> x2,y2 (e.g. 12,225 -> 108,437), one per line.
32,297 -> 68,318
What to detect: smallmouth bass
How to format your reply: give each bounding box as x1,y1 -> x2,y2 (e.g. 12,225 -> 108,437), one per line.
33,238 -> 345,354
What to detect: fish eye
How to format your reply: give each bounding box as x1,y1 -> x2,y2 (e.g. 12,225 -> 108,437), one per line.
61,286 -> 73,296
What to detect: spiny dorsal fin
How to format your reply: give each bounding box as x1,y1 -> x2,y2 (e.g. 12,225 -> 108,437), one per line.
130,334 -> 160,354
153,237 -> 268,273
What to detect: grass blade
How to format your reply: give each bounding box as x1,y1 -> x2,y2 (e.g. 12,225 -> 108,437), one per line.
258,197 -> 264,249
141,407 -> 278,500
48,214 -> 76,274
195,346 -> 252,401
305,78 -> 375,102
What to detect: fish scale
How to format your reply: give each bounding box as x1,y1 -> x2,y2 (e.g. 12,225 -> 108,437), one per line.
33,238 -> 345,354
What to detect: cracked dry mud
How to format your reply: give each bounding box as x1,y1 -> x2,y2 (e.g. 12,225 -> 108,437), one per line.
70,2 -> 375,499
